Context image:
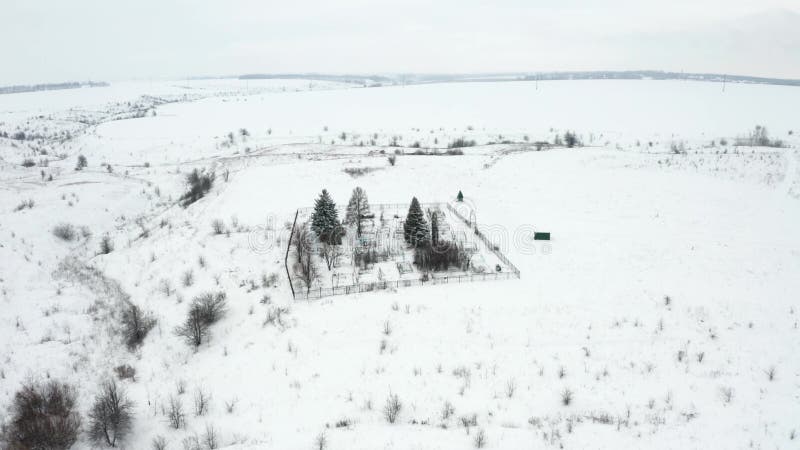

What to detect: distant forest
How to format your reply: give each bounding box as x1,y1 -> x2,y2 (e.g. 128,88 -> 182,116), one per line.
519,71 -> 800,87
0,81 -> 109,95
239,71 -> 800,87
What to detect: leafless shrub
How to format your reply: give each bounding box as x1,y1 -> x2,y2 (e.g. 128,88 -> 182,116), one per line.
262,306 -> 290,328
182,269 -> 194,287
261,272 -> 279,288
121,303 -> 156,349
441,401 -> 455,421
181,169 -> 214,207
314,432 -> 327,450
211,219 -> 226,235
159,278 -> 174,297
343,166 -> 383,178
203,424 -> 218,449
114,364 -> 136,381
99,235 -> 114,254
383,393 -> 402,424
88,380 -> 133,447
7,380 -> 81,449
506,378 -> 516,398
387,155 -> 397,166
53,223 -> 77,241
382,320 -> 392,336
670,141 -> 687,155
720,386 -> 734,404
175,292 -> 227,347
561,389 -> 573,406
460,414 -> 478,433
166,396 -> 185,429
473,428 -> 487,448
194,389 -> 211,416
765,366 -> 776,381
152,435 -> 167,450
14,199 -> 35,211
224,398 -> 238,414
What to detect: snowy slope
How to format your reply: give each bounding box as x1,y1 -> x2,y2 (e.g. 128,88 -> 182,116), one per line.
1,79 -> 798,449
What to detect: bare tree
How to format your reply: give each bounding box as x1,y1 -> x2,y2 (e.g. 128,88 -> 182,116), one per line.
88,380 -> 134,447
174,292 -> 227,347
293,225 -> 319,293
175,307 -> 208,347
320,241 -> 343,270
166,396 -> 185,429
121,303 -> 156,349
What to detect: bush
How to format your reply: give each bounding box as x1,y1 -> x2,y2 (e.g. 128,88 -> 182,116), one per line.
387,155 -> 397,166
561,388 -> 573,406
166,396 -> 185,429
6,380 -> 81,449
21,158 -> 36,168
121,303 -> 156,349
413,241 -> 470,272
99,235 -> 114,254
114,364 -> 136,381
737,125 -> 784,147
88,380 -> 133,447
181,169 -> 215,207
564,131 -> 580,148
448,138 -> 476,149
211,219 -> 226,235
474,429 -> 487,448
53,223 -> 76,241
175,292 -> 227,347
75,155 -> 88,171
14,199 -> 34,211
383,393 -> 402,424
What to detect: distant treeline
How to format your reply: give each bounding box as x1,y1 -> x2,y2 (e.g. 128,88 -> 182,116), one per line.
520,71 -> 800,87
0,81 -> 109,95
235,71 -> 800,88
239,73 -> 392,84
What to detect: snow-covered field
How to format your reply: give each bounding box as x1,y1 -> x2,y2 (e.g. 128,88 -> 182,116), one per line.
1,78 -> 799,449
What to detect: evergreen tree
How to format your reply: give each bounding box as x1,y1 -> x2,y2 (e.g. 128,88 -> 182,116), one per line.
404,197 -> 429,247
311,189 -> 340,244
344,187 -> 371,237
456,190 -> 464,202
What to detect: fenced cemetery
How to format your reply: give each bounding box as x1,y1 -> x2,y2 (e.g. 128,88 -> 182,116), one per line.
285,188 -> 520,300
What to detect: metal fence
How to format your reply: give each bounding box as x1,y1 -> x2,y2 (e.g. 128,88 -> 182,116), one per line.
285,201 -> 521,301
293,271 -> 520,301
445,203 -> 521,276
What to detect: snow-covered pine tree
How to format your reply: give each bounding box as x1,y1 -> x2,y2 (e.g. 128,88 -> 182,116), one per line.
404,197 -> 429,247
344,187 -> 371,237
311,189 -> 340,244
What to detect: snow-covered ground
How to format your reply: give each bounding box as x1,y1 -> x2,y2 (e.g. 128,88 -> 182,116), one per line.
1,78 -> 798,449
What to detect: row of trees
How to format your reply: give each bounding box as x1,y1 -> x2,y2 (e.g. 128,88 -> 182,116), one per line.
4,379 -> 132,448
310,187 -> 372,244
404,197 -> 471,272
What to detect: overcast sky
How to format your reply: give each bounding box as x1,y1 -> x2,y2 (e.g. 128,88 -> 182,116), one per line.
2,0 -> 798,85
